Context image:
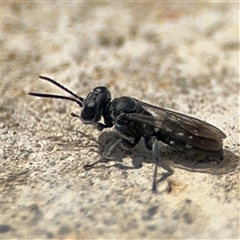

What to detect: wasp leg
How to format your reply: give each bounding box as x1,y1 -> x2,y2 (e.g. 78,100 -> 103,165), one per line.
84,136 -> 141,170
148,136 -> 174,193
84,138 -> 122,170
71,112 -> 113,131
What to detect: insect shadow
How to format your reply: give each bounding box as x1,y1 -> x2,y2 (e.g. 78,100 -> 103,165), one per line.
96,131 -> 238,177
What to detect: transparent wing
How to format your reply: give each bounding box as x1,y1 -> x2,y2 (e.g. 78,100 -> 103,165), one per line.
128,100 -> 226,142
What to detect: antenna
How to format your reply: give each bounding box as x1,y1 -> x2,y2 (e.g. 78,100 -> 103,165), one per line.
28,76 -> 84,107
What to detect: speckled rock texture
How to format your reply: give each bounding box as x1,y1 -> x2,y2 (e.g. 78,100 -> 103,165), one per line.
1,2 -> 239,239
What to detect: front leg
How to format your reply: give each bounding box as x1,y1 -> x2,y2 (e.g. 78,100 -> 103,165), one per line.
71,112 -> 112,131
95,122 -> 113,131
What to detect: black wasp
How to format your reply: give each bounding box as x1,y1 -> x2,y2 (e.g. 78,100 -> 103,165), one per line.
29,76 -> 226,192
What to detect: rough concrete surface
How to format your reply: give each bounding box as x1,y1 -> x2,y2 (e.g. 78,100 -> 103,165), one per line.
1,2 -> 239,239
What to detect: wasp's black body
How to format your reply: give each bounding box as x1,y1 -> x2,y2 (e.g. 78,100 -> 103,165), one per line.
29,76 -> 226,192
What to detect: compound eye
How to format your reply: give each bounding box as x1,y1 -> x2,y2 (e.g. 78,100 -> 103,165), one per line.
81,101 -> 97,121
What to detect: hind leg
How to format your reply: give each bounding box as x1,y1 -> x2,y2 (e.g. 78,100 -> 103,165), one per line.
144,136 -> 173,192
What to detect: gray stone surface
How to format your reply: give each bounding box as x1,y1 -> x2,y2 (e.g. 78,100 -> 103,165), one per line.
1,2 -> 239,239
